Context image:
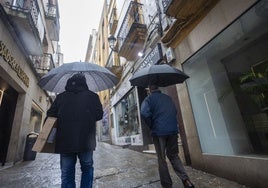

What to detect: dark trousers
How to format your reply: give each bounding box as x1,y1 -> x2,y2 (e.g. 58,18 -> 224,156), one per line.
60,151 -> 94,188
153,134 -> 189,188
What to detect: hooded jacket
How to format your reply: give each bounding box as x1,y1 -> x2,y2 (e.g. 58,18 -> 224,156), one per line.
47,74 -> 103,153
140,90 -> 178,136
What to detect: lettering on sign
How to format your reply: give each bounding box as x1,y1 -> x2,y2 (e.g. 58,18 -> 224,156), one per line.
137,43 -> 163,72
0,41 -> 30,87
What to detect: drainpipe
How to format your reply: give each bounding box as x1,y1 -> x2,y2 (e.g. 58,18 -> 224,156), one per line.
154,0 -> 163,37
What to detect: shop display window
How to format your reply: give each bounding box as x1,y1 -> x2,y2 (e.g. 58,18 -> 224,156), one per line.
29,103 -> 43,133
183,2 -> 268,156
115,89 -> 140,137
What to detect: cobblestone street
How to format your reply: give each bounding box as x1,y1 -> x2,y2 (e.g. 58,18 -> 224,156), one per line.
0,142 -> 250,188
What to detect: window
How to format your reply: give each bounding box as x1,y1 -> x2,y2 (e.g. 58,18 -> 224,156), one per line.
29,103 -> 43,133
183,2 -> 268,156
115,89 -> 140,137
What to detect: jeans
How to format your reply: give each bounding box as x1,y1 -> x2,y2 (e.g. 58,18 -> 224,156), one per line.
153,135 -> 189,188
60,151 -> 94,188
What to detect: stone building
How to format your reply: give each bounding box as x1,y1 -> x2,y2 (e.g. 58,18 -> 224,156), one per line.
161,0 -> 268,187
92,0 -> 268,187
0,0 -> 62,167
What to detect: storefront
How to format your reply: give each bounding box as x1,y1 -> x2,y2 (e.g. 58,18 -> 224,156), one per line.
0,9 -> 49,166
109,43 -> 186,151
173,0 -> 268,187
184,4 -> 268,156
111,73 -> 143,146
99,106 -> 110,142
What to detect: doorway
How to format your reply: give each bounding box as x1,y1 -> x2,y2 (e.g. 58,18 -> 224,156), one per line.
0,77 -> 18,165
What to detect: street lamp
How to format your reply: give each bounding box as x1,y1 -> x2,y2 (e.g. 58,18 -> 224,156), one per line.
108,35 -> 117,52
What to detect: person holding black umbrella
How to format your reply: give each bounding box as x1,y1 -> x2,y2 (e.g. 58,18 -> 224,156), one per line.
46,73 -> 103,188
140,82 -> 195,188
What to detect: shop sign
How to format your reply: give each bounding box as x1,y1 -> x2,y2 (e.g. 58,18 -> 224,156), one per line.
166,47 -> 176,63
137,43 -> 163,72
0,41 -> 29,87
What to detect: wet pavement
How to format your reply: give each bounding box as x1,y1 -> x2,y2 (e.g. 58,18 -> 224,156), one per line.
0,142 -> 250,188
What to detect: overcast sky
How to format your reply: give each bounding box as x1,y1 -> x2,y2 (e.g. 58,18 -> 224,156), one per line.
58,0 -> 104,63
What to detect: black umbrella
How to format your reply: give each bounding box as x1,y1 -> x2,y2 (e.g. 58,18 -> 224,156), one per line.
38,62 -> 119,93
129,64 -> 189,87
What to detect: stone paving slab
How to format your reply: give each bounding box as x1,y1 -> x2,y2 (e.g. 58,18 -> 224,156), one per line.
0,142 -> 250,188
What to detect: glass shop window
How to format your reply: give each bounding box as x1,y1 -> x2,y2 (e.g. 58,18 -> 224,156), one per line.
183,2 -> 268,156
115,89 -> 140,137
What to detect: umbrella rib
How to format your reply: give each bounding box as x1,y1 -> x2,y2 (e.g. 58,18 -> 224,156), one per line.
39,62 -> 119,92
93,72 -> 102,91
93,71 -> 114,91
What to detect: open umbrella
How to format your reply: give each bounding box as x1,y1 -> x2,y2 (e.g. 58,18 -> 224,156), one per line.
38,62 -> 119,93
129,64 -> 189,87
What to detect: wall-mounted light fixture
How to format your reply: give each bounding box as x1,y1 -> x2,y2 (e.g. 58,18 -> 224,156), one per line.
108,35 -> 117,52
138,51 -> 144,57
0,90 -> 4,106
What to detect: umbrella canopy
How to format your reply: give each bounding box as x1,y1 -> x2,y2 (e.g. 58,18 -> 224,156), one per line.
129,64 -> 189,87
38,62 -> 119,93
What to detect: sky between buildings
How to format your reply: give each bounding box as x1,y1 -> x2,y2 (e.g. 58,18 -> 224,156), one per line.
58,0 -> 104,63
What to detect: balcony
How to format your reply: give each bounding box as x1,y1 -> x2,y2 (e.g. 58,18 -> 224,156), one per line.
162,0 -> 215,19
161,0 -> 219,47
117,1 -> 147,61
109,7 -> 118,35
105,52 -> 122,79
31,53 -> 55,76
44,2 -> 60,41
2,0 -> 45,55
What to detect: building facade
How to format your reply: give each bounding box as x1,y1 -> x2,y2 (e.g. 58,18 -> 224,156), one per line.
86,2 -> 113,143
97,0 -> 268,187
167,0 -> 268,187
0,0 -> 61,166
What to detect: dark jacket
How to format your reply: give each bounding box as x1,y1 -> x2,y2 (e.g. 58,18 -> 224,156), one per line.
140,90 -> 178,136
47,74 -> 103,153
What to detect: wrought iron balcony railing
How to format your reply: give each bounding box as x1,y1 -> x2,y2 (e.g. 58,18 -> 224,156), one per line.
116,1 -> 147,61
32,53 -> 55,75
4,0 -> 39,26
45,3 -> 57,18
44,2 -> 60,41
3,0 -> 44,55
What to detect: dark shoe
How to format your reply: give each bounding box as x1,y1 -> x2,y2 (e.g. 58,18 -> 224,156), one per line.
183,179 -> 195,188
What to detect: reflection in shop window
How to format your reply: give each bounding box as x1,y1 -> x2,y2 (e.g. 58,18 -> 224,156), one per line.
101,109 -> 110,140
183,2 -> 268,156
115,89 -> 140,137
30,103 -> 43,133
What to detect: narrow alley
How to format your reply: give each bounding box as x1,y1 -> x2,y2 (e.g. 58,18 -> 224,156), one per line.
0,142 -> 249,188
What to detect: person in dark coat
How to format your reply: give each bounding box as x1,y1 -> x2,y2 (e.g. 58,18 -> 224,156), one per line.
140,84 -> 195,188
47,73 -> 103,188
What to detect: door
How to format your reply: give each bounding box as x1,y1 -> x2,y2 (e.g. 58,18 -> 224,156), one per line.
0,77 -> 18,165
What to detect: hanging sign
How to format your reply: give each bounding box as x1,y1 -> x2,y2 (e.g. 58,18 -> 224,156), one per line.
137,43 -> 163,72
166,47 -> 176,63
